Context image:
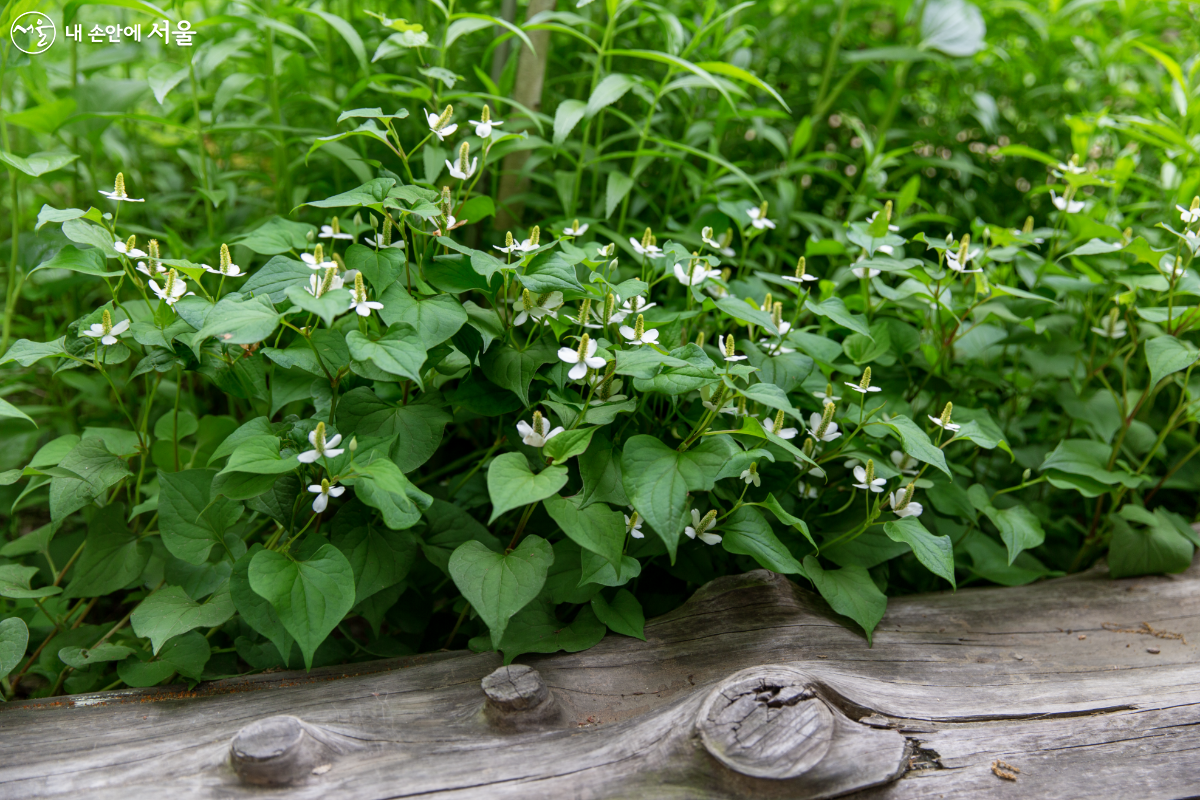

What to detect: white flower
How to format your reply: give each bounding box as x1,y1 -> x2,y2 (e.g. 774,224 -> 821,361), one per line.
784,271 -> 818,284
306,269 -> 344,298
446,156 -> 478,180
629,237 -> 663,257
319,224 -> 353,241
563,221 -> 589,236
512,290 -> 564,326
740,467 -> 761,487
718,335 -> 747,362
611,295 -> 656,324
1091,317 -> 1128,339
808,411 -> 842,442
761,412 -> 798,440
758,322 -> 794,353
365,233 -> 405,249
349,274 -> 383,317
684,508 -> 722,546
890,450 -> 919,476
149,270 -> 190,306
853,465 -> 887,493
928,414 -> 961,432
619,321 -> 659,346
298,423 -> 344,463
1056,160 -> 1086,175
844,377 -> 882,394
302,252 -> 336,271
1178,204 -> 1200,224
517,410 -> 564,447
469,114 -> 502,139
98,173 -> 144,202
308,480 -> 345,513
701,228 -> 736,258
81,313 -> 129,346
1051,190 -> 1084,214
424,107 -> 458,141
814,387 -> 841,404
747,205 -> 776,230
706,282 -> 729,299
866,211 -> 899,232
434,215 -> 460,236
889,487 -> 923,518
112,240 -> 146,258
851,259 -> 881,279
558,335 -> 606,381
625,513 -> 644,539
495,237 -> 538,255
946,250 -> 982,274
202,261 -> 243,277
799,482 -> 819,499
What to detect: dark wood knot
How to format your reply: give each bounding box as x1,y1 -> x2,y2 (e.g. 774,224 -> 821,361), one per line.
230,715 -> 338,786
697,666 -> 834,779
481,664 -> 561,729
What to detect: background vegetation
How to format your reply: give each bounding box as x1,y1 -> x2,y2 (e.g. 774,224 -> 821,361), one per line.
1,0 -> 1198,698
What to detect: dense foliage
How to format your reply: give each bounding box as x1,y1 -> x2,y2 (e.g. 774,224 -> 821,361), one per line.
2,0 -> 1199,698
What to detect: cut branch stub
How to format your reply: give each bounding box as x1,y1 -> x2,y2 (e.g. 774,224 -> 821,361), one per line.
481,664 -> 562,729
230,715 -> 337,786
697,666 -> 835,779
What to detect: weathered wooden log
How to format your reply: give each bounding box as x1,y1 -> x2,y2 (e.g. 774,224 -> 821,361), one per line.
2,560 -> 1199,799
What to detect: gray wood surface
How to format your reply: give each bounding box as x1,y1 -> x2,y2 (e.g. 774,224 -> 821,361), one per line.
2,560 -> 1198,799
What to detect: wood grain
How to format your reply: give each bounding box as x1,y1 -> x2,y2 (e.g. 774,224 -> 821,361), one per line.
1,560 -> 1197,799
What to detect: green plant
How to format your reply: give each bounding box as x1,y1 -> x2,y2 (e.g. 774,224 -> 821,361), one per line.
2,0 -> 1199,698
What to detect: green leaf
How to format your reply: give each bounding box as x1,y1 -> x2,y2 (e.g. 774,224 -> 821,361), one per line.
345,243 -> 406,293
0,617 -> 30,680
248,544 -> 357,670
486,452 -> 569,524
620,435 -> 737,560
29,245 -> 123,278
157,469 -> 244,564
50,439 -> 131,524
544,494 -> 625,574
553,98 -> 587,145
750,493 -> 817,549
883,517 -> 956,587
218,435 -> 300,476
377,290 -> 468,350
285,285 -> 351,328
346,323 -> 427,386
578,431 -> 629,508
236,217 -> 317,255
981,502 -> 1045,565
720,506 -> 806,574
1,337 -> 67,367
230,545 -> 293,661
0,150 -> 78,178
350,456 -> 432,530
1108,516 -> 1194,579
449,534 -> 554,648
195,295 -> 282,347
805,297 -> 872,337
495,597 -> 606,663
590,589 -> 645,640
58,643 -> 136,669
130,584 -> 236,655
480,340 -> 558,406
331,524 -> 417,603
1146,335 -> 1199,387
336,387 -> 451,472
517,251 -> 585,294
802,556 -> 887,644
420,499 -> 503,575
884,415 -> 951,477
0,397 -> 36,428
0,564 -> 61,599
1039,440 -> 1144,491
62,504 -> 150,598
605,171 -> 634,219
714,296 -> 779,336
585,73 -> 635,118
542,427 -> 596,465
240,256 -> 311,303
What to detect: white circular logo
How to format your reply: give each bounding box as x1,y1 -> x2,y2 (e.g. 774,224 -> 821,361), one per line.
10,12 -> 56,55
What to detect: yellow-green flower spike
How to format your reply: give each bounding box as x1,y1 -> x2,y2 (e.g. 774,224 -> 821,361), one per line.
529,225 -> 540,247
458,141 -> 470,173
434,104 -> 453,131
575,333 -> 591,361
114,173 -> 126,197
939,401 -> 954,427
859,366 -> 873,392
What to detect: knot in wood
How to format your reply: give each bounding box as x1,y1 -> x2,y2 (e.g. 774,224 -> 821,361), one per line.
482,664 -> 549,712
697,666 -> 834,780
230,715 -> 335,786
